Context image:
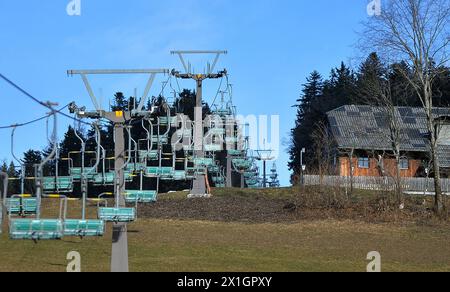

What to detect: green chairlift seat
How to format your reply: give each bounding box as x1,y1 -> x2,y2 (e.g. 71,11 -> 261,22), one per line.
225,137 -> 239,144
93,173 -> 108,186
70,167 -> 97,180
208,128 -> 225,135
244,172 -> 257,179
204,144 -> 223,152
63,219 -> 105,237
232,159 -> 253,170
93,171 -> 133,186
145,166 -> 160,177
93,172 -> 113,186
22,198 -> 38,215
159,116 -> 177,126
208,165 -> 221,173
159,167 -> 175,180
176,129 -> 192,138
193,158 -> 215,167
124,190 -> 157,204
186,167 -> 206,177
213,109 -> 232,116
246,178 -> 259,185
43,177 -> 74,193
145,167 -> 174,179
124,171 -> 134,183
98,207 -> 136,223
212,177 -> 225,183
151,135 -> 169,145
9,219 -> 63,240
5,198 -> 37,216
126,163 -> 147,173
228,150 -> 244,156
5,198 -> 21,215
172,170 -> 186,181
138,150 -> 159,161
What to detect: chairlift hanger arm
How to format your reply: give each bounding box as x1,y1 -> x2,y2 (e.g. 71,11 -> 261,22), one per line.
170,50 -> 227,74
67,69 -> 170,113
67,69 -> 170,75
171,70 -> 227,80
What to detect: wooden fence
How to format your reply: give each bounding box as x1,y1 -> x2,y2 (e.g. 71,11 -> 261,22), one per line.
303,175 -> 450,193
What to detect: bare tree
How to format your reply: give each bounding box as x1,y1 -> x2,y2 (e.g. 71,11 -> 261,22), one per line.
361,0 -> 450,216
360,76 -> 405,204
311,121 -> 335,179
336,147 -> 356,199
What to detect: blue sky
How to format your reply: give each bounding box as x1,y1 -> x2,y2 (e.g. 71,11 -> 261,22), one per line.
0,0 -> 370,186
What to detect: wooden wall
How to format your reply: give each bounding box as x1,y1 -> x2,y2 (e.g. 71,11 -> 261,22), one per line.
339,157 -> 421,178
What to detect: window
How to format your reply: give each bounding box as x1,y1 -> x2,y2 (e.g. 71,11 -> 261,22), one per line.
399,158 -> 409,170
358,157 -> 370,169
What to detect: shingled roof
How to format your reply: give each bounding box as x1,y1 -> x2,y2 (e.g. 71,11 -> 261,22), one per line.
327,105 -> 450,167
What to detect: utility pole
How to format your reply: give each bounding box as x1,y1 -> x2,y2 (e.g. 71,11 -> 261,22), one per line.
171,50 -> 227,197
256,149 -> 274,189
300,148 -> 306,186
68,68 -> 169,273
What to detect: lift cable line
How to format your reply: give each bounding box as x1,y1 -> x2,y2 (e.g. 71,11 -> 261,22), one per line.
0,73 -> 91,126
210,73 -> 230,108
0,104 -> 71,130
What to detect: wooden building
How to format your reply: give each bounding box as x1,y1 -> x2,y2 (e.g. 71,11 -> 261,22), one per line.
326,105 -> 450,178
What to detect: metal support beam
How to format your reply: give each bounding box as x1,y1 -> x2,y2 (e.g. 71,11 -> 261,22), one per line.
68,69 -> 170,114
137,73 -> 156,112
170,51 -> 227,74
210,53 -> 222,74
171,50 -> 228,55
189,79 -> 207,197
226,156 -> 232,187
68,69 -> 169,75
176,54 -> 189,73
111,122 -> 128,272
81,74 -> 101,111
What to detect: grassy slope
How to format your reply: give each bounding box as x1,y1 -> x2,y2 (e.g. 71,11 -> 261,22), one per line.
0,188 -> 449,272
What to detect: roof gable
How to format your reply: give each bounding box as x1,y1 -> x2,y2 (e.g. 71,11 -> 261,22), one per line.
327,105 -> 450,163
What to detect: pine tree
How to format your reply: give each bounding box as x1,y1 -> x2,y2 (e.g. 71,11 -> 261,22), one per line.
7,161 -> 20,194
323,62 -> 358,109
174,89 -> 197,121
1,161 -> 7,173
22,150 -> 42,177
432,66 -> 450,107
22,150 -> 42,194
356,52 -> 387,104
289,71 -> 324,174
111,92 -> 128,111
388,61 -> 419,106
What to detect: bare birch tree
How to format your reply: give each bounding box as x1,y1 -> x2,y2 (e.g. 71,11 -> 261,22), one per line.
361,0 -> 449,216
360,76 -> 404,204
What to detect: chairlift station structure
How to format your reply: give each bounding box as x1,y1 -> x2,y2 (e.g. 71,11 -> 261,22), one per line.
0,51 -> 278,272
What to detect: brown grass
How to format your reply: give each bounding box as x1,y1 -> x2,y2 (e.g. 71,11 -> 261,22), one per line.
0,187 -> 449,272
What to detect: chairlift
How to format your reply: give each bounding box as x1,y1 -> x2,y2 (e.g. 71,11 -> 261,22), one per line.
9,111 -> 66,241
64,123 -> 106,238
